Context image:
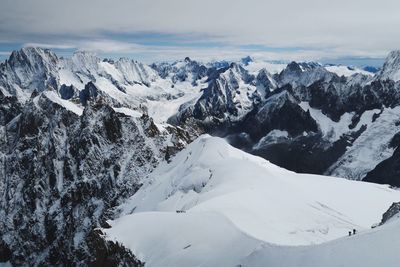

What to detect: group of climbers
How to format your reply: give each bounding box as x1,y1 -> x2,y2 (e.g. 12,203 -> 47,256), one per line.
348,229 -> 357,236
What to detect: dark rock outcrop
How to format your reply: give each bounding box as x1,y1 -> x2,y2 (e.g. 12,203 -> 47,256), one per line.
363,147 -> 400,187
379,202 -> 400,225
0,93 -> 192,266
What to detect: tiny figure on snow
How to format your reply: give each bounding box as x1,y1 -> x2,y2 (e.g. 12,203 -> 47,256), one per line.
348,231 -> 352,236
353,229 -> 357,235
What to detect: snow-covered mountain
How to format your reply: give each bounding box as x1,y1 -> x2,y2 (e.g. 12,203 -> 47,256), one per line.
0,47 -> 207,124
0,82 -> 195,265
104,135 -> 400,267
170,52 -> 400,185
376,50 -> 400,81
1,47 -> 400,266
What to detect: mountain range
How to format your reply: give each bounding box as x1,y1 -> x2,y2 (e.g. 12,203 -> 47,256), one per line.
1,47 -> 400,266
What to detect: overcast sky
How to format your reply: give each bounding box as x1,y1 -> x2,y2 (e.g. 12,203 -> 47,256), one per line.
0,0 -> 399,65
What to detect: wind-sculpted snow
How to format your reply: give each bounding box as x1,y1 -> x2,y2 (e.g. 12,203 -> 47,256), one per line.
105,136 -> 400,267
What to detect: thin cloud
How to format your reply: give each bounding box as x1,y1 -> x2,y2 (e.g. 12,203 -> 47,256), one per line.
11,38 -> 389,65
1,0 -> 399,61
23,43 -> 76,50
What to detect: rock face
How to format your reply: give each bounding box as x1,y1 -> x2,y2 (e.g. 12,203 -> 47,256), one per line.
0,47 -> 59,100
376,50 -> 400,82
192,63 -> 257,122
0,90 -> 22,125
151,57 -> 208,85
379,202 -> 400,225
363,145 -> 400,187
0,92 -> 192,266
240,89 -> 318,139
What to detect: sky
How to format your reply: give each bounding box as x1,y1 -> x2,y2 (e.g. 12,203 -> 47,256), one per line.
0,0 -> 399,66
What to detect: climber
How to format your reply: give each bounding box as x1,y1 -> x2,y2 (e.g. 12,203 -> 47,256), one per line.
348,231 -> 352,236
353,229 -> 357,235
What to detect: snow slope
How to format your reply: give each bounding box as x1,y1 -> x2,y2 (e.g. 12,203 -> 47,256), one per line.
325,65 -> 373,77
43,91 -> 83,116
105,135 -> 400,267
243,60 -> 287,75
240,216 -> 400,267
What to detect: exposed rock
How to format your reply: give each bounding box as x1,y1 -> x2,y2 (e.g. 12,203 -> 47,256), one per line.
363,146 -> 400,187
379,202 -> 400,225
0,92 -> 193,266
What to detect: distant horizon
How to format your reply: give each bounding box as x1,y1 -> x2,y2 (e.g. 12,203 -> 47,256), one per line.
1,0 -> 398,68
0,45 -> 386,68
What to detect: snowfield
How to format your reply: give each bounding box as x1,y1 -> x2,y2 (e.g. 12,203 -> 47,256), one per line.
324,65 -> 373,77
240,216 -> 400,267
105,135 -> 400,267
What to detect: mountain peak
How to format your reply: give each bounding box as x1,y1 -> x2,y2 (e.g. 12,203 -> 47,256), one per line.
2,47 -> 59,100
285,61 -> 302,72
387,50 -> 400,59
376,50 -> 400,82
9,46 -> 58,64
241,56 -> 253,65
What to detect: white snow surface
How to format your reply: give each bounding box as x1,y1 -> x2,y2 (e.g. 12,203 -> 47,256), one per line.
105,135 -> 400,267
113,107 -> 142,118
43,91 -> 83,116
243,60 -> 287,75
240,217 -> 400,267
325,65 -> 373,77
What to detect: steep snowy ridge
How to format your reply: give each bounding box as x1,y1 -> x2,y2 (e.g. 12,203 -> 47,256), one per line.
376,50 -> 400,81
105,135 -> 400,267
59,51 -> 173,113
0,47 -> 59,101
275,61 -> 336,87
174,62 -> 260,125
